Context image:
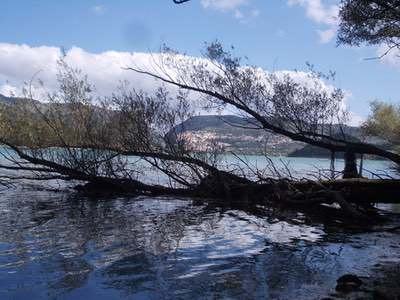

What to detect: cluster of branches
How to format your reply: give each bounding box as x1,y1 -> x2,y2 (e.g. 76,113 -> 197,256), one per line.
128,42 -> 400,166
0,61 -> 223,194
338,0 -> 400,57
0,43 -> 399,223
363,101 -> 400,145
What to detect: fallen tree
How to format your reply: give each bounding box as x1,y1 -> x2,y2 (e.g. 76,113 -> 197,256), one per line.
0,55 -> 399,224
2,137 -> 400,224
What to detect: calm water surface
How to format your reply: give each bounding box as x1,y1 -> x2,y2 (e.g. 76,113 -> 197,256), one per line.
0,156 -> 399,299
140,155 -> 397,185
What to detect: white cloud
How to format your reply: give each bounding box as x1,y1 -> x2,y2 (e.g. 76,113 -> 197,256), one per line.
250,9 -> 260,17
288,0 -> 339,43
200,0 -> 248,11
92,5 -> 105,15
234,9 -> 244,20
200,0 -> 259,22
0,43 -> 61,96
0,43 -> 164,99
347,111 -> 365,126
288,0 -> 339,26
0,83 -> 18,97
0,43 -> 357,124
318,28 -> 336,44
234,9 -> 261,23
276,29 -> 287,38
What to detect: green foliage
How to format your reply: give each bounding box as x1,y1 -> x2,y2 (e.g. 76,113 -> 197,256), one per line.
364,101 -> 400,147
338,1 -> 400,48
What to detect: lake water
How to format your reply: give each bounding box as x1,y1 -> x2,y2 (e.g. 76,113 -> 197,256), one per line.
220,154 -> 396,179
0,156 -> 399,299
105,154 -> 397,187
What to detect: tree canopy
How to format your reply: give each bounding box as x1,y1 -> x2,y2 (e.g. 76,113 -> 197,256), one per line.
364,101 -> 400,146
338,0 -> 400,53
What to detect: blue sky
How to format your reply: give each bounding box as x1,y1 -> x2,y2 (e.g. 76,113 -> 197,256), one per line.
0,0 -> 399,122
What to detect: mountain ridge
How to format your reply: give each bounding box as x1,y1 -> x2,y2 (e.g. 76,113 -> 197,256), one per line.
0,93 -> 388,157
174,114 -> 389,157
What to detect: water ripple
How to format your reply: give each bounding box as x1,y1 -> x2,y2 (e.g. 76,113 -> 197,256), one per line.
0,187 -> 399,299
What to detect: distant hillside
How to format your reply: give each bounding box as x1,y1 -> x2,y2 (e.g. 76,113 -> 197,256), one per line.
0,93 -> 389,157
173,115 -> 304,155
289,140 -> 392,159
0,93 -> 43,106
0,93 -> 17,105
174,115 -> 388,157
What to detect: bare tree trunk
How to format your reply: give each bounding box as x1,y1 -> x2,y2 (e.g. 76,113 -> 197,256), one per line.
359,153 -> 364,177
343,151 -> 359,179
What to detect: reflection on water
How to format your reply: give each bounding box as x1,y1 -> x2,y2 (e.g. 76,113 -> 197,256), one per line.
1,186 -> 400,300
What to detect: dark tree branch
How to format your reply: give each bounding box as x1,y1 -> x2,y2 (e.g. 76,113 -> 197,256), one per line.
125,67 -> 400,164
173,0 -> 191,3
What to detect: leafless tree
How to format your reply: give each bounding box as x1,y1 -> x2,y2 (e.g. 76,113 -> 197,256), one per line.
0,60 -> 250,197
0,56 -> 399,223
126,42 -> 400,175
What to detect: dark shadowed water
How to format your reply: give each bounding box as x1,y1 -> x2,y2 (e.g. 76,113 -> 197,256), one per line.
1,184 -> 400,300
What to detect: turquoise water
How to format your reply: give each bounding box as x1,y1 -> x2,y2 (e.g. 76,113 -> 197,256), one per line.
1,145 -> 395,186
120,154 -> 396,186
219,154 -> 396,179
155,154 -> 396,186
